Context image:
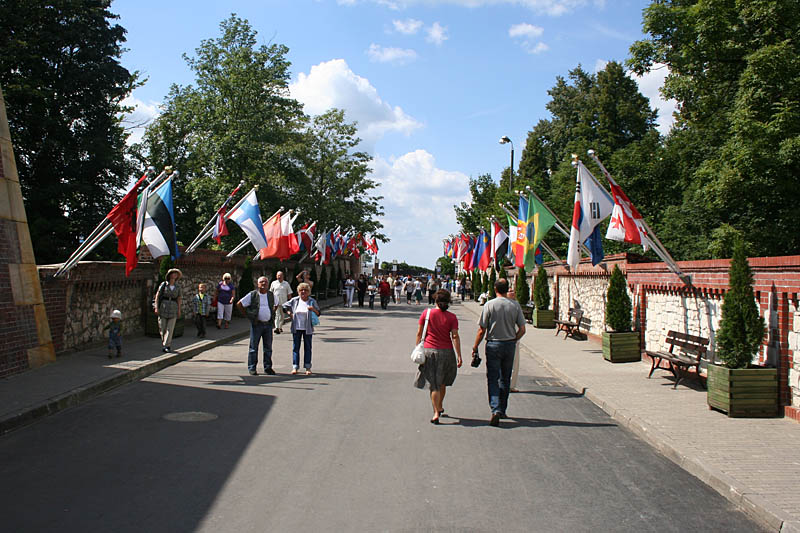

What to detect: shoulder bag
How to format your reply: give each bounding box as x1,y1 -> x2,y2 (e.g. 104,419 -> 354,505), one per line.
411,308 -> 431,365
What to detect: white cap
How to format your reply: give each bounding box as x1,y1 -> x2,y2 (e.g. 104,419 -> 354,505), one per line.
111,310 -> 122,319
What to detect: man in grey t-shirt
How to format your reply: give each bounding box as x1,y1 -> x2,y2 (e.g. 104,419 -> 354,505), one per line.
472,278 -> 526,426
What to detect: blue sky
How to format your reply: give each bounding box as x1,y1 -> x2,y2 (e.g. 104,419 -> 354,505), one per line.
115,0 -> 672,269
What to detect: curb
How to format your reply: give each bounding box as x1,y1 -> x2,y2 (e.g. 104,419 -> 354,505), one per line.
462,301 -> 797,533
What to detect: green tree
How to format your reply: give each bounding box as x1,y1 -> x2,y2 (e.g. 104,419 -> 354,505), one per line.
515,267 -> 530,307
488,268 -> 497,299
715,239 -> 765,369
238,257 -> 254,296
0,0 -> 139,263
453,174 -> 498,233
533,265 -> 550,310
472,270 -> 481,299
436,255 -> 455,277
605,265 -> 632,333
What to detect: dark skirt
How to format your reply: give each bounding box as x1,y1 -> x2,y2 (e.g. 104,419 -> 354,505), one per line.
414,347 -> 457,390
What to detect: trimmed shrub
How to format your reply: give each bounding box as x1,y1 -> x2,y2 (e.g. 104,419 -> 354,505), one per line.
515,267 -> 530,307
533,266 -> 550,310
605,265 -> 632,332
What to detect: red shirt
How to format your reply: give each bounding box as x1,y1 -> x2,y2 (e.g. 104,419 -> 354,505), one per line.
378,281 -> 391,296
419,308 -> 458,349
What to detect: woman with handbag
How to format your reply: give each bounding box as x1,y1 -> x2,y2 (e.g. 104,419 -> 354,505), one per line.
154,268 -> 183,353
282,282 -> 322,375
413,289 -> 462,424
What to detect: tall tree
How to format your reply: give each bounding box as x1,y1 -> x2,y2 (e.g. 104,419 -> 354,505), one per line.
0,0 -> 138,263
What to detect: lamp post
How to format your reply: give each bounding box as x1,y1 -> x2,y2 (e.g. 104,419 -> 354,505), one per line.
499,135 -> 514,192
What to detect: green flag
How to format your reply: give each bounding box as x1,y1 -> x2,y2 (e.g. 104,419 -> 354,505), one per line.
524,193 -> 557,271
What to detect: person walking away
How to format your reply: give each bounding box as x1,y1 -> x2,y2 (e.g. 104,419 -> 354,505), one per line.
106,309 -> 122,358
394,277 -> 403,304
237,276 -> 277,376
413,278 -> 424,305
458,278 -> 466,302
270,271 -> 293,334
282,283 -> 321,375
344,274 -> 356,307
192,283 -> 211,338
367,280 -> 377,309
387,274 -> 395,303
471,278 -> 526,426
356,274 -> 367,308
428,277 -> 439,305
215,273 -> 236,329
404,277 -> 414,303
378,276 -> 391,309
413,290 -> 462,424
154,268 -> 182,353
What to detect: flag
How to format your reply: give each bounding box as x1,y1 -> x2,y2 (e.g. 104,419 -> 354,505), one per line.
298,222 -> 316,252
106,171 -> 149,276
227,189 -> 269,254
314,229 -> 327,264
276,211 -> 298,260
258,211 -> 283,259
369,236 -> 379,254
567,162 -> 614,270
491,221 -> 508,269
462,234 -> 475,271
525,194 -> 557,271
605,174 -> 650,248
211,183 -> 242,245
287,213 -> 301,256
506,215 -> 518,265
515,195 -> 529,269
475,229 -> 491,271
535,245 -> 544,266
325,231 -> 334,264
456,233 -> 469,262
141,178 -> 180,260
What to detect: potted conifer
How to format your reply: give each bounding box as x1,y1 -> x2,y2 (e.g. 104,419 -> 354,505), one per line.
472,270 -> 482,301
602,265 -> 640,362
532,266 -> 555,328
488,268 -> 497,300
707,240 -> 776,417
515,267 -> 532,322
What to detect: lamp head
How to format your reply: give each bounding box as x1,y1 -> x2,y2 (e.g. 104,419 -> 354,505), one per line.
499,136 -> 511,144
587,149 -> 595,156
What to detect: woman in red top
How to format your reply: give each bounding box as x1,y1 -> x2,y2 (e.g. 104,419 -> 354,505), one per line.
414,289 -> 462,424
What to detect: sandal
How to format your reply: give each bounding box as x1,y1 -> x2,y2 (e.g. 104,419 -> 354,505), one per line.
291,369 -> 298,375
305,369 -> 312,375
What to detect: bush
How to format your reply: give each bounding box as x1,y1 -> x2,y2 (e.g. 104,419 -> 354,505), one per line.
715,239 -> 765,369
158,256 -> 173,284
488,268 -> 497,299
533,266 -> 550,310
605,265 -> 632,332
515,267 -> 530,307
238,257 -> 254,296
472,270 -> 481,299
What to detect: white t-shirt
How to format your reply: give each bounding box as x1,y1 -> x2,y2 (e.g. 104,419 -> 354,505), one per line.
239,291 -> 272,322
295,298 -> 310,330
270,280 -> 292,305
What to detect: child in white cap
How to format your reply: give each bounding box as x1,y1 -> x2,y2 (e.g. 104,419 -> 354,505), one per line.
107,310 -> 122,359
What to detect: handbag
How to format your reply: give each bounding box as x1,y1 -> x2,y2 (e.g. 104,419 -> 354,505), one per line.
411,308 -> 431,365
311,311 -> 320,327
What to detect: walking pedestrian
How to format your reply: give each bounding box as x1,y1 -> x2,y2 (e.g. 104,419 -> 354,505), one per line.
154,268 -> 182,353
471,278 -> 526,426
344,274 -> 356,307
367,280 -> 376,309
215,273 -> 236,329
106,309 -> 122,358
413,289 -> 462,424
394,277 -> 403,304
282,283 -> 321,375
458,277 -> 466,301
387,273 -> 395,303
192,283 -> 211,338
270,271 -> 293,334
427,277 -> 439,304
405,277 -> 414,303
378,276 -> 391,309
357,274 -> 367,308
413,277 -> 423,305
237,276 -> 277,376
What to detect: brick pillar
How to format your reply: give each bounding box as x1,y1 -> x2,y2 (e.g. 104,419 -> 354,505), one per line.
0,86 -> 56,377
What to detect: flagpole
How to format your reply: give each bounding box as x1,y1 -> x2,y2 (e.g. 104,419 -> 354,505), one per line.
226,206 -> 282,258
185,180 -> 245,254
190,185 -> 259,255
586,150 -> 691,286
53,166 -> 166,278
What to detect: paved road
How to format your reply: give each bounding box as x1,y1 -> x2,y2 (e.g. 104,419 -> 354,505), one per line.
0,300 -> 765,532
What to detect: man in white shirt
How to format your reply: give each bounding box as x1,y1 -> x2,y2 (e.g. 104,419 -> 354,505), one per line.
237,276 -> 277,376
270,271 -> 293,334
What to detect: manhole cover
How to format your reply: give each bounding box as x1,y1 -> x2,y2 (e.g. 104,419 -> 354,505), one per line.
163,411 -> 218,422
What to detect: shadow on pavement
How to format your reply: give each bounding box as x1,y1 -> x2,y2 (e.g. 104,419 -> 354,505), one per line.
206,372 -> 376,388
447,416 -> 617,429
515,389 -> 587,399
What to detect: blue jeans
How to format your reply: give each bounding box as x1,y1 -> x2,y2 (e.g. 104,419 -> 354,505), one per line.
248,321 -> 274,371
292,330 -> 313,370
485,340 -> 516,415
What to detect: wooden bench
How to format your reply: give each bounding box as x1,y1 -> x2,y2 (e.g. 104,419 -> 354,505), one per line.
645,331 -> 709,389
554,308 -> 587,340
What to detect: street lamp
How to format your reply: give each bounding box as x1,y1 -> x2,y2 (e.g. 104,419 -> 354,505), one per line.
499,136 -> 514,192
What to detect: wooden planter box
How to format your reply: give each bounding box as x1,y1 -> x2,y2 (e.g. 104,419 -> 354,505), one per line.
533,308 -> 555,329
602,331 -> 641,363
707,364 -> 778,417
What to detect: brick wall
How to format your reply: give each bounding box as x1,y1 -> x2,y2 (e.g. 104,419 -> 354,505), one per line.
540,253 -> 800,420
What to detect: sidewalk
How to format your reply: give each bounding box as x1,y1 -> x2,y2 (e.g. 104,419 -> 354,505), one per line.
0,299 -> 341,436
463,300 -> 800,533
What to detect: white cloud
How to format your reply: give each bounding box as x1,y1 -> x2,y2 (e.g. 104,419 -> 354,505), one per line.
508,22 -> 544,39
120,96 -> 160,146
426,22 -> 448,45
509,23 -> 548,55
371,150 -> 470,266
289,59 -> 422,151
594,58 -> 609,73
629,63 -> 677,135
340,0 -> 605,16
392,18 -> 423,34
367,43 -> 418,64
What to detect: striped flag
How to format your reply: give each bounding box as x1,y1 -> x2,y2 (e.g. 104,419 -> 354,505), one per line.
141,178 -> 180,260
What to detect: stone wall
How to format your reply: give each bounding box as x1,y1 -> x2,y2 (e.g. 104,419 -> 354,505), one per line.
38,249 -> 355,355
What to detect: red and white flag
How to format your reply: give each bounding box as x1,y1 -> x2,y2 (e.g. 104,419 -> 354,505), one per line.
605,174 -> 650,249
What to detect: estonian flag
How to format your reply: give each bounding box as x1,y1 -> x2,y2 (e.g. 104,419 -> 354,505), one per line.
142,178 -> 180,260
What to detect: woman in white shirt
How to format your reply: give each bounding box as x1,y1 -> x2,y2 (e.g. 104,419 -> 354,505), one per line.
282,283 -> 322,375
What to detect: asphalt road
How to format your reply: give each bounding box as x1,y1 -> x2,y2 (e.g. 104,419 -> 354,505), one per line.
0,299 -> 765,532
